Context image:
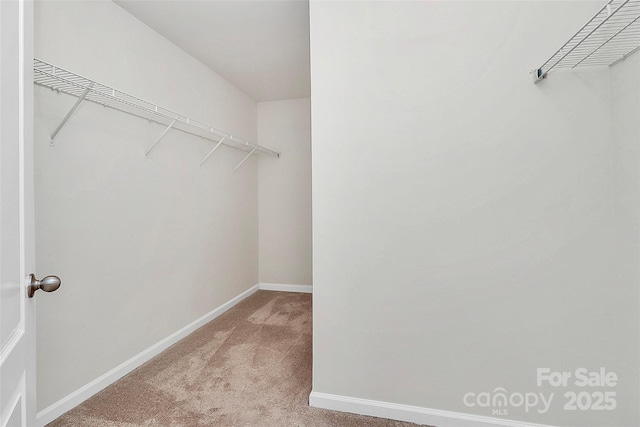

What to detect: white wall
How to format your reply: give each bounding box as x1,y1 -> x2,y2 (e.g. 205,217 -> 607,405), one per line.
258,99 -> 312,285
610,46 -> 640,427
34,0 -> 259,412
310,1 -> 638,426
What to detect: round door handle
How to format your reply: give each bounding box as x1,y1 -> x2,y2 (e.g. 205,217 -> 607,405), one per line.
27,274 -> 61,298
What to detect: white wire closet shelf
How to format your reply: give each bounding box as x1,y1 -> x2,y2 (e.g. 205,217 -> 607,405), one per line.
33,58 -> 280,165
534,0 -> 640,82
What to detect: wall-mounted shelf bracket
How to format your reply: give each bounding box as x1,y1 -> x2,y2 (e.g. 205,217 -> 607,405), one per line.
199,135 -> 227,166
145,118 -> 177,158
49,82 -> 94,146
533,68 -> 547,83
233,147 -> 257,172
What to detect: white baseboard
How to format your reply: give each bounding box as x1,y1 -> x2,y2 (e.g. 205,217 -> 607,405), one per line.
309,391 -> 555,427
258,282 -> 312,293
36,284 -> 261,426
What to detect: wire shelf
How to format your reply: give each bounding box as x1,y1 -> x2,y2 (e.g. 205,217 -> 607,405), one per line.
33,58 -> 280,159
534,0 -> 640,81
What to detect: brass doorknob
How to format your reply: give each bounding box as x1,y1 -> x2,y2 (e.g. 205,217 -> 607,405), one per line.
27,274 -> 61,298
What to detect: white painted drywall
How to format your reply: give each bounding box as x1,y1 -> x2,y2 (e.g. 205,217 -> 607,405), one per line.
610,46 -> 640,427
34,0 -> 259,411
310,1 -> 638,426
115,0 -> 311,102
258,99 -> 312,285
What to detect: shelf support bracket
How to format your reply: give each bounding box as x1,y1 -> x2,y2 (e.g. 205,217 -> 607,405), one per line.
145,118 -> 177,158
533,68 -> 547,83
233,147 -> 257,172
50,82 -> 94,146
199,135 -> 227,167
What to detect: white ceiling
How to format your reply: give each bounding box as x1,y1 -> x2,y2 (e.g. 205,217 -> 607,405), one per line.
115,0 -> 310,102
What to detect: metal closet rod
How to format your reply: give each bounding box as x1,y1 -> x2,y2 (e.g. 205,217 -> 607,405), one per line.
33,58 -> 280,166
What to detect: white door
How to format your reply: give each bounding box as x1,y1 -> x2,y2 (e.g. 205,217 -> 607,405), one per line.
0,1 -> 36,426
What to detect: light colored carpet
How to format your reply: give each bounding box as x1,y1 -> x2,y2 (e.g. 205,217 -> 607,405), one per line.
48,290 -> 418,426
